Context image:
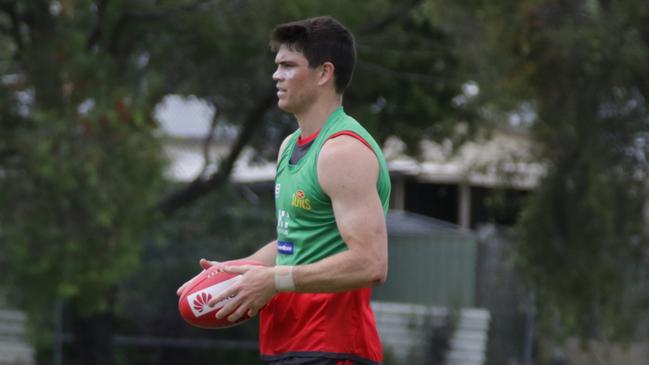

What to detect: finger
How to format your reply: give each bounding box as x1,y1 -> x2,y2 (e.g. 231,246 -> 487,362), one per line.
177,266 -> 209,296
200,258 -> 218,270
228,302 -> 251,322
176,284 -> 186,296
247,306 -> 260,318
176,274 -> 199,296
222,265 -> 249,275
208,286 -> 237,308
215,294 -> 243,320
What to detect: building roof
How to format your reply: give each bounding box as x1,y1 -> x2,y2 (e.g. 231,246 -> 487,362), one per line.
387,210 -> 465,235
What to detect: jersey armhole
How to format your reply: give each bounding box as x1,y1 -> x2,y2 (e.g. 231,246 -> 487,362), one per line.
327,131 -> 375,156
280,133 -> 299,160
316,130 -> 379,201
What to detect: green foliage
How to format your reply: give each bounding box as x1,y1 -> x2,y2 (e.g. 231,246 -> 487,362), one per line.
348,14 -> 470,155
436,0 -> 649,341
517,1 -> 649,340
0,1 -> 166,350
0,111 -> 165,313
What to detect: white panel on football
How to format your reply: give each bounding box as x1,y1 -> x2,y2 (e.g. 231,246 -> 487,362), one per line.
186,276 -> 242,318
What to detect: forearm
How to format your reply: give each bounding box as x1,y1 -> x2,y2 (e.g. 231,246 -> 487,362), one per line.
244,240 -> 277,266
290,248 -> 387,293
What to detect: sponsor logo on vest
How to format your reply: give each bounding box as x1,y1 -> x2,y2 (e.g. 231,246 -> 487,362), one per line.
291,189 -> 312,210
277,209 -> 290,235
277,241 -> 294,255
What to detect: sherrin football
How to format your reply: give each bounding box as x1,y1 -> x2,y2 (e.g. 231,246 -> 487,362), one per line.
178,260 -> 264,329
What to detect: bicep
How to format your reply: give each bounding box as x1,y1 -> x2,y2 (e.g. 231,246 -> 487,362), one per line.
247,240 -> 277,266
318,136 -> 387,252
331,187 -> 387,252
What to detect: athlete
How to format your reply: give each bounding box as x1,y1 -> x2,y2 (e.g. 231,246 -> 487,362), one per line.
178,16 -> 391,365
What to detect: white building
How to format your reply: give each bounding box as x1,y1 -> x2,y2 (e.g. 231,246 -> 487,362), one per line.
157,95 -> 542,230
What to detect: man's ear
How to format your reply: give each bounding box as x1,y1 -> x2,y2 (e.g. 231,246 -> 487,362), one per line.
317,62 -> 335,87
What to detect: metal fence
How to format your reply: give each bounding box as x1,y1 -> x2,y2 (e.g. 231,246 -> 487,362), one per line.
0,309 -> 34,365
372,301 -> 490,365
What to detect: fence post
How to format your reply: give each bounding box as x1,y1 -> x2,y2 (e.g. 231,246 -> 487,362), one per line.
53,300 -> 63,365
522,292 -> 536,365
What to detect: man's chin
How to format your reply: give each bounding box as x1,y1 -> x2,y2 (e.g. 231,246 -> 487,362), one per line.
277,101 -> 293,112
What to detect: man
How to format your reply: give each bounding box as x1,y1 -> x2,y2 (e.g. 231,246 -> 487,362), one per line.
178,16 -> 391,365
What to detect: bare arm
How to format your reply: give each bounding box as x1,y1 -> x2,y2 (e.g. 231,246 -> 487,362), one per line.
243,240 -> 277,266
291,135 -> 388,292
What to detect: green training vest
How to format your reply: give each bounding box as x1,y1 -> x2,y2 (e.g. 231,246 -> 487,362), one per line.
274,107 -> 391,265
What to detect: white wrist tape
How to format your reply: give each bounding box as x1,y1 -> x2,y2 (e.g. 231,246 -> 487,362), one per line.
274,265 -> 295,292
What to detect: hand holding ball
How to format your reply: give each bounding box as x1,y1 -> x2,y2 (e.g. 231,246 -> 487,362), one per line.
178,260 -> 264,329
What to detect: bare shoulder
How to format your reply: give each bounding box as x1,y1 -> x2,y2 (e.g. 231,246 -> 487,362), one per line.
317,135 -> 379,195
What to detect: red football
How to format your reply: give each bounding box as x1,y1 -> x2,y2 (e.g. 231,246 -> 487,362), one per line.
178,260 -> 264,329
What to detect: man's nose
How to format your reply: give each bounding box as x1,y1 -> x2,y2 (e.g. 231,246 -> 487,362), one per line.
273,68 -> 282,81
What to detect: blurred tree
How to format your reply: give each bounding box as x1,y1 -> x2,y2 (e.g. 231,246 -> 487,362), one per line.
515,0 -> 649,343
0,0 -> 473,363
0,2 -> 167,365
114,185 -> 276,364
433,0 -> 649,347
155,0 -> 475,214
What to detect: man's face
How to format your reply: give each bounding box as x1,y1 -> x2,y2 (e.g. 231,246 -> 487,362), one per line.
273,44 -> 321,113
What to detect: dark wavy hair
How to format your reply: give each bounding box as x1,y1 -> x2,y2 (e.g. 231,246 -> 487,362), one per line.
270,16 -> 356,94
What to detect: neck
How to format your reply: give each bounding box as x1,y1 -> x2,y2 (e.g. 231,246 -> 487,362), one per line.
294,94 -> 342,137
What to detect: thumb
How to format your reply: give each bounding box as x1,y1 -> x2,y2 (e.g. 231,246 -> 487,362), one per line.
199,258 -> 219,270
